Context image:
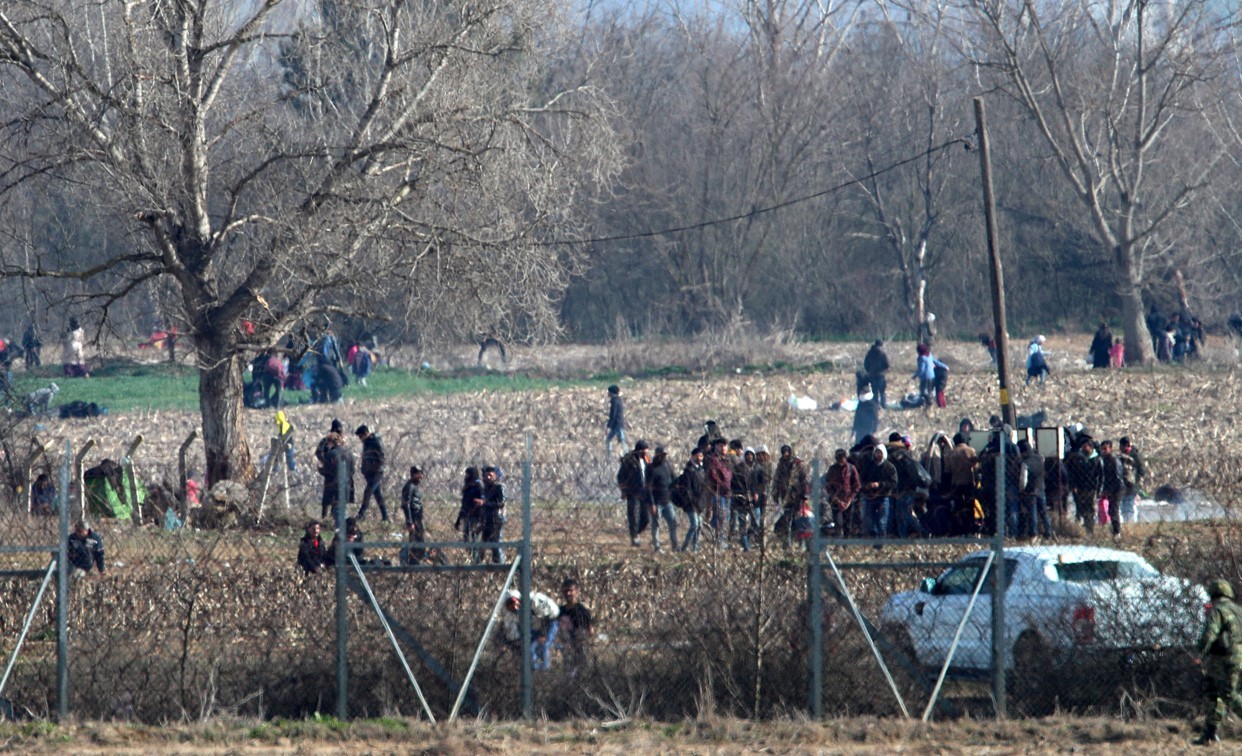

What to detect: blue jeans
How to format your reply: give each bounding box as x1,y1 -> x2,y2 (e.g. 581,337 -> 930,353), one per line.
533,619 -> 559,671
864,496 -> 890,538
682,511 -> 701,552
1120,492 -> 1137,523
712,495 -> 731,546
605,426 -> 626,453
1004,493 -> 1021,537
731,502 -> 752,551
625,492 -> 651,539
893,495 -> 923,538
284,441 -> 297,472
1024,493 -> 1052,538
652,503 -> 679,551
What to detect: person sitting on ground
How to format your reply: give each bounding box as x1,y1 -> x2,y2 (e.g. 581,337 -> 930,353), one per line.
328,517 -> 365,566
68,521 -> 105,575
502,589 -> 562,671
297,520 -> 329,575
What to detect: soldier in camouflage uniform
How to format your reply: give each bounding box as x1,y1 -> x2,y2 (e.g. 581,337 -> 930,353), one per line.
1196,579 -> 1242,745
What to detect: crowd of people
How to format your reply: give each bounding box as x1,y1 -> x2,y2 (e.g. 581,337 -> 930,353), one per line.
246,323 -> 379,409
610,392 -> 1148,551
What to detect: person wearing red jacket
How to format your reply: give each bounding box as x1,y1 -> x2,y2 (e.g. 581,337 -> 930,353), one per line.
704,437 -> 733,548
824,448 -> 861,536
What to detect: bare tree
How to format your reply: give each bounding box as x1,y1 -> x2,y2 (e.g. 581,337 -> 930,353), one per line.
0,0 -> 619,483
837,2 -> 975,335
961,0 -> 1241,363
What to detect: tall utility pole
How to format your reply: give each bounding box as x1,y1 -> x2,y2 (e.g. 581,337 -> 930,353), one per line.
975,96 -> 1010,721
973,97 -> 1016,427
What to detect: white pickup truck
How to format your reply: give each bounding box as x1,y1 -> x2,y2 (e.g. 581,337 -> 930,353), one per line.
879,546 -> 1206,682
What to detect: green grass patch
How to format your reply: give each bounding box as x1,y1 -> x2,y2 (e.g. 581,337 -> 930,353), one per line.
5,361 -> 606,414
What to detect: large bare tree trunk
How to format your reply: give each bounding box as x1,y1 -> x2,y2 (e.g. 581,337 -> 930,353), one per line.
1116,244 -> 1155,365
197,333 -> 252,487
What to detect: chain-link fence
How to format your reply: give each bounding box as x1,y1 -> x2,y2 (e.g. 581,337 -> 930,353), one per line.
0,424 -> 1234,722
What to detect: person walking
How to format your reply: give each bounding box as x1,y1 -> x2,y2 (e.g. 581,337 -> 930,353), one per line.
354,425 -> 388,521
1195,579 -> 1242,745
616,440 -> 652,546
605,385 -> 626,455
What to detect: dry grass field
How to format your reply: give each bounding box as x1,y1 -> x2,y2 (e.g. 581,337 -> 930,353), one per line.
4,334 -> 1242,745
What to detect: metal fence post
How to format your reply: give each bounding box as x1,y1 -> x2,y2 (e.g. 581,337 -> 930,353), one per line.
807,458 -> 823,718
57,441 -> 70,720
991,433 -> 1007,718
335,456 -> 348,720
520,433 -> 533,719
177,430 -> 198,520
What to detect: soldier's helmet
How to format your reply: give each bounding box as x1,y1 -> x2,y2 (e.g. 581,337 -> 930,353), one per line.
1210,579 -> 1235,600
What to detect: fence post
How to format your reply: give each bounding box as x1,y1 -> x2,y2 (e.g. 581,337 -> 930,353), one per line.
807,458 -> 823,718
335,455 -> 349,720
991,433 -> 1007,719
57,441 -> 70,720
74,439 -> 96,522
121,434 -> 144,525
520,433 -> 533,719
177,430 -> 198,520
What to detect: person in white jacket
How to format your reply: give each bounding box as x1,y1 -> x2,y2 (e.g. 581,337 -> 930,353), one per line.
502,590 -> 561,670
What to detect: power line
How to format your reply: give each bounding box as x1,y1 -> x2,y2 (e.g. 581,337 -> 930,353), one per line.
546,137 -> 971,247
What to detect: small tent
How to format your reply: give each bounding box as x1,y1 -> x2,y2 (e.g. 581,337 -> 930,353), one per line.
84,458 -> 146,520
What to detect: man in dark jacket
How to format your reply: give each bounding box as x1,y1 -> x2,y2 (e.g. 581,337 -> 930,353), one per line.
647,446 -> 677,552
355,425 -> 388,521
297,520 -> 329,574
863,340 -> 890,407
605,385 -> 626,454
478,466 -> 506,563
320,433 -> 355,520
1067,440 -> 1103,534
68,521 -> 105,574
617,440 -> 651,546
728,440 -> 752,550
859,445 -> 897,538
1098,439 -> 1124,537
1019,440 -> 1052,540
679,448 -> 707,552
888,440 -> 928,538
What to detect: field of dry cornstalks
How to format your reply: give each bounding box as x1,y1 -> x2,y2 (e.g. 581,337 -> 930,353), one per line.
0,335 -> 1240,730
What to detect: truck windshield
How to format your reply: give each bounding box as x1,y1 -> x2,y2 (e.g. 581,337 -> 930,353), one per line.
1054,560 -> 1158,582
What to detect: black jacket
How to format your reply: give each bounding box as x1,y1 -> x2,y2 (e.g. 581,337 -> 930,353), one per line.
863,345 -> 890,376
360,434 -> 386,476
648,456 -> 674,506
68,529 -> 105,573
298,534 -> 328,574
321,445 -> 356,504
607,395 -> 624,430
